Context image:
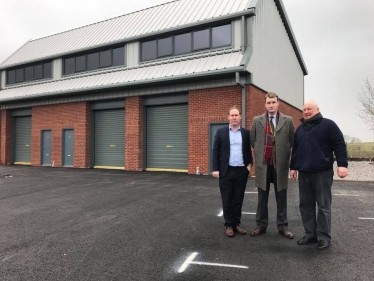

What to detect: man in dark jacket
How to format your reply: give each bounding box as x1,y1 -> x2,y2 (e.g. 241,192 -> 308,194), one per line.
213,106 -> 253,237
290,101 -> 348,250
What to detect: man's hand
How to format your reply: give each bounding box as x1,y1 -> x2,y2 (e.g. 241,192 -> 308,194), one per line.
247,164 -> 251,173
337,167 -> 348,178
212,171 -> 219,178
290,170 -> 297,181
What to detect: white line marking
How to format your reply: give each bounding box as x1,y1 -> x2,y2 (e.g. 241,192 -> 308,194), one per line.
245,192 -> 257,194
242,212 -> 256,215
190,261 -> 248,269
178,252 -> 198,273
358,217 -> 374,220
333,194 -> 360,197
217,211 -> 223,217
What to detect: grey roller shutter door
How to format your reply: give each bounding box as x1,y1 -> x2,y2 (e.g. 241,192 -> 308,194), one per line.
15,116 -> 32,163
94,109 -> 125,167
146,104 -> 187,170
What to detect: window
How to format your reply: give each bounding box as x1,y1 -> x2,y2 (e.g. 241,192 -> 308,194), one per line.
64,58 -> 75,75
75,55 -> 86,72
212,24 -> 231,48
6,60 -> 52,85
15,69 -> 24,82
34,64 -> 43,79
158,37 -> 173,57
25,66 -> 33,81
175,33 -> 191,55
7,70 -> 15,84
43,62 -> 52,78
99,50 -> 112,68
112,47 -> 125,66
140,23 -> 232,61
87,53 -> 99,71
142,40 -> 157,61
193,29 -> 210,51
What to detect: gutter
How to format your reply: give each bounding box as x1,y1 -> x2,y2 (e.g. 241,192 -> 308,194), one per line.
236,72 -> 246,128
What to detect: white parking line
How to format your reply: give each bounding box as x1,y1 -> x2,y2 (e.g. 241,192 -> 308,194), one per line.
245,192 -> 257,194
333,194 -> 360,197
178,252 -> 248,273
358,217 -> 374,220
217,210 -> 256,216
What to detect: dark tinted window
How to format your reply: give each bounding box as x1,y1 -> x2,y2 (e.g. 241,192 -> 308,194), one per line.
158,37 -> 173,57
175,33 -> 191,55
87,52 -> 99,71
99,50 -> 112,67
43,62 -> 52,78
34,64 -> 43,79
7,70 -> 15,84
142,40 -> 157,61
112,47 -> 125,66
193,29 -> 210,50
25,66 -> 34,81
15,68 -> 24,82
212,24 -> 231,48
65,58 -> 75,75
75,55 -> 86,72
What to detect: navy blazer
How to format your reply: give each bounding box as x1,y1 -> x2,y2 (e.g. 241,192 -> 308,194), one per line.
212,126 -> 253,177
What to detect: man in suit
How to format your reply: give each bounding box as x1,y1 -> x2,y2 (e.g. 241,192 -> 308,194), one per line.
212,106 -> 253,237
250,92 -> 295,239
290,101 -> 348,250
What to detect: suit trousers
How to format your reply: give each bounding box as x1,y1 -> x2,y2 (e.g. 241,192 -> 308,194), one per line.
255,165 -> 288,231
219,166 -> 249,227
298,169 -> 333,241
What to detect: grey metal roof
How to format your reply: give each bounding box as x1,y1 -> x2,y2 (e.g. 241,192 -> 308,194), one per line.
0,49 -> 244,102
0,0 -> 253,68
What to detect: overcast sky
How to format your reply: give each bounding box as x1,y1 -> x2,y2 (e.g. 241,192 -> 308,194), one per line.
1,0 -> 373,141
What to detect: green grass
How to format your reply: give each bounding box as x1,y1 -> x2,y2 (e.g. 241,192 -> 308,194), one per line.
347,142 -> 374,159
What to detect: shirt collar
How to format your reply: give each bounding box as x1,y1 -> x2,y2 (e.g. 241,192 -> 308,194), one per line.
229,125 -> 241,131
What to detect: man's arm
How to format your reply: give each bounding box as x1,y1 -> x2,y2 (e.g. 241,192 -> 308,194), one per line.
330,121 -> 348,178
250,118 -> 256,148
212,129 -> 221,178
288,117 -> 295,147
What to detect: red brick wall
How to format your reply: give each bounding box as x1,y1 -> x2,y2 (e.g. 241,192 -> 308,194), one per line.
188,86 -> 243,175
31,102 -> 90,168
125,97 -> 143,171
0,110 -> 12,165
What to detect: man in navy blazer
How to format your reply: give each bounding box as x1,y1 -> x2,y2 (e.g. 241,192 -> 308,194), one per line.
213,106 -> 253,237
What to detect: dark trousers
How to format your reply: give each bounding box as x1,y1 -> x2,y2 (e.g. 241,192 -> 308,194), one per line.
298,169 -> 333,241
255,165 -> 288,231
219,166 -> 249,227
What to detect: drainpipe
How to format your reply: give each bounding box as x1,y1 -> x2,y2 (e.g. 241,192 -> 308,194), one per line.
236,72 -> 246,128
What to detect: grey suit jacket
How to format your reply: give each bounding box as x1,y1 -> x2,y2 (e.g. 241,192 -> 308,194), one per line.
250,112 -> 295,191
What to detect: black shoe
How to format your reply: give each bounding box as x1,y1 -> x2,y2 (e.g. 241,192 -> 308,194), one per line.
317,240 -> 330,250
297,236 -> 318,245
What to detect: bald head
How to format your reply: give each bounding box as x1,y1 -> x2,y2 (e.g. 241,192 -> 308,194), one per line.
303,100 -> 320,119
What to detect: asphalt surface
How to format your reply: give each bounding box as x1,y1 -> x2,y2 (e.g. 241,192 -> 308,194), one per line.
0,166 -> 373,281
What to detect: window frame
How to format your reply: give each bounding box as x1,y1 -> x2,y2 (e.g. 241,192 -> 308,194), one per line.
5,60 -> 52,86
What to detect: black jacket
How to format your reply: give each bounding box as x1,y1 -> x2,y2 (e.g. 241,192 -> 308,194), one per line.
290,116 -> 348,172
212,126 -> 253,177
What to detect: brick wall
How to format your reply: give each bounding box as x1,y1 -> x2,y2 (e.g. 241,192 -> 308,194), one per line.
31,102 -> 90,168
188,85 -> 243,175
125,96 -> 143,171
0,110 -> 11,165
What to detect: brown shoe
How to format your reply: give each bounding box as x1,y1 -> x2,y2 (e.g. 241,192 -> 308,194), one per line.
250,228 -> 266,237
225,226 -> 234,237
279,230 -> 294,239
234,226 -> 247,235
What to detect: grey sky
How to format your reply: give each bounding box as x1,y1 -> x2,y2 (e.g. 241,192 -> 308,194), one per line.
1,0 -> 373,141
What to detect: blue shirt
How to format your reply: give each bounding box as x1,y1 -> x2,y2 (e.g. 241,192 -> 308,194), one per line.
229,126 -> 244,166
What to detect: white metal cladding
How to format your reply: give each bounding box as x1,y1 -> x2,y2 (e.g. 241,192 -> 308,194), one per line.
247,0 -> 304,109
0,0 -> 253,68
0,49 -> 244,102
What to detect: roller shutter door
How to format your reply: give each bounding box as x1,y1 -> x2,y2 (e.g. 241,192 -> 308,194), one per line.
15,116 -> 32,163
94,109 -> 125,167
146,104 -> 187,171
